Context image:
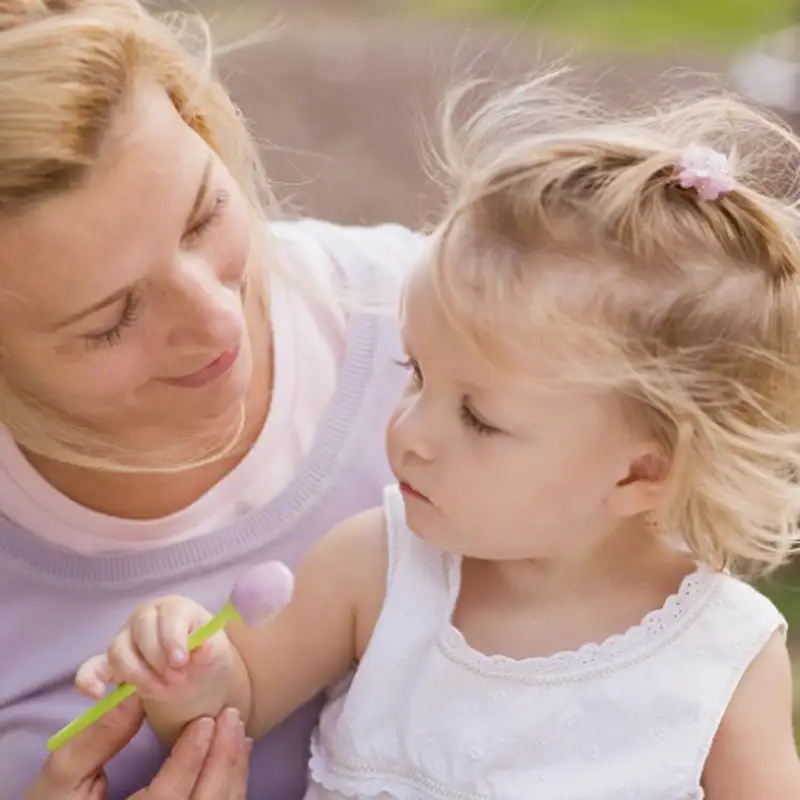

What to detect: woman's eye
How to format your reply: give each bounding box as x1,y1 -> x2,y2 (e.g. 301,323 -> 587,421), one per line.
83,294 -> 141,350
184,190 -> 229,242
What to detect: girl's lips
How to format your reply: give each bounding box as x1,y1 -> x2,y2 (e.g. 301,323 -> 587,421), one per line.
163,345 -> 241,388
399,481 -> 430,503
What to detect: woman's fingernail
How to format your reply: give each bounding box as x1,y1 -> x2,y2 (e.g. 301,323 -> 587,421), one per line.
181,717 -> 213,751
172,648 -> 187,666
223,707 -> 240,727
196,717 -> 214,744
245,737 -> 254,754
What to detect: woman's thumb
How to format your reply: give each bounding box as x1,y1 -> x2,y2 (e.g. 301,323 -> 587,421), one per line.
44,697 -> 144,787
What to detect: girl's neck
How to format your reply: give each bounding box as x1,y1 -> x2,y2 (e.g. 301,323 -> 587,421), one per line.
464,521 -> 694,608
454,525 -> 698,662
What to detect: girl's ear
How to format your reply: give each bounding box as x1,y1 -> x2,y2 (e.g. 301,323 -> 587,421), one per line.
607,447 -> 669,518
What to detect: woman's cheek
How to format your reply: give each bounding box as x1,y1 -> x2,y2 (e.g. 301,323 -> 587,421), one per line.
215,191 -> 253,286
68,346 -> 156,403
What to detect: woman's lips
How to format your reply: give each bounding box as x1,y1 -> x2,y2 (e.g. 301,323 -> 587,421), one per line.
162,345 -> 241,388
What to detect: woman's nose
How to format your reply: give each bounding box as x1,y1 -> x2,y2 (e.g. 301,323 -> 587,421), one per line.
163,257 -> 244,349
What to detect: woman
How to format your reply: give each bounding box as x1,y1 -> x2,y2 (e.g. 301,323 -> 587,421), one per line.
26,699 -> 250,799
0,1 -> 423,798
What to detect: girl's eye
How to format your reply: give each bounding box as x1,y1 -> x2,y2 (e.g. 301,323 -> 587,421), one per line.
184,190 -> 229,243
83,294 -> 141,350
395,357 -> 423,386
460,402 -> 499,436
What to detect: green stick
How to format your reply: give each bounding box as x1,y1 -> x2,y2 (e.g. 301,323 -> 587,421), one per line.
47,600 -> 241,752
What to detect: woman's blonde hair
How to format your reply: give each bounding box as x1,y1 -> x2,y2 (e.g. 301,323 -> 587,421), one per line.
431,71 -> 800,577
0,0 -> 275,471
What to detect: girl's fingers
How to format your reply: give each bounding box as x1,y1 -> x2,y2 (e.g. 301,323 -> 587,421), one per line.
157,602 -> 194,670
108,627 -> 167,696
75,654 -> 114,698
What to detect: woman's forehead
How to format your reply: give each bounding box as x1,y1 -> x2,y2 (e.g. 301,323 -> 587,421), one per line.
0,86 -> 210,324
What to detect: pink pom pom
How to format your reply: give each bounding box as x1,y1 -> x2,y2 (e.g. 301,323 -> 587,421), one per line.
673,144 -> 734,202
231,561 -> 294,626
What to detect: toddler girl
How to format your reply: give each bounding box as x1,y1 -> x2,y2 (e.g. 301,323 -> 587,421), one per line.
77,75 -> 800,799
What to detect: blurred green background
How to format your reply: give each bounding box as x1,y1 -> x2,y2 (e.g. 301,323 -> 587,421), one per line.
197,0 -> 800,738
416,0 -> 798,51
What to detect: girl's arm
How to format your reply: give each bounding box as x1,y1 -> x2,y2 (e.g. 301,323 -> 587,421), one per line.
227,507 -> 388,739
75,508 -> 388,744
702,630 -> 800,799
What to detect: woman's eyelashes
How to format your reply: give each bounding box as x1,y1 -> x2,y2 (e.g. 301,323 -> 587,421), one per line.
184,190 -> 229,243
83,293 -> 141,350
81,191 -> 232,350
395,356 -> 501,436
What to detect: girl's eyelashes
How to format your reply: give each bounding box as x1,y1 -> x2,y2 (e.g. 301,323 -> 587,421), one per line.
83,293 -> 141,350
395,357 -> 501,436
395,357 -> 423,385
460,402 -> 500,436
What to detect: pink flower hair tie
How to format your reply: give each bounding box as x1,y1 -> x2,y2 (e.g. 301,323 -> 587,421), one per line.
673,144 -> 735,201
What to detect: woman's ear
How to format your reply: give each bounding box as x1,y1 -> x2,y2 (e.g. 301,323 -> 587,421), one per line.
607,446 -> 669,519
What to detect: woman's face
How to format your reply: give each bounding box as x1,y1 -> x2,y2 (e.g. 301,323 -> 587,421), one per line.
0,83 -> 258,445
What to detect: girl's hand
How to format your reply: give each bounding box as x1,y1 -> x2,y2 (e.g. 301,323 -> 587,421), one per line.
75,597 -> 234,704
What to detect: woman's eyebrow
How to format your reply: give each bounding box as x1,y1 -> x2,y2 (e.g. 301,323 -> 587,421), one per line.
51,286 -> 131,330
50,155 -> 215,331
185,154 -> 213,229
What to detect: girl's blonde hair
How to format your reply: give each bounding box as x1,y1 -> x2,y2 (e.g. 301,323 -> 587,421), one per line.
431,71 -> 800,577
0,0 -> 275,471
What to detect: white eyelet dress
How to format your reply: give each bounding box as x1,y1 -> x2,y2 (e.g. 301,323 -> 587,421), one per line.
304,485 -> 787,800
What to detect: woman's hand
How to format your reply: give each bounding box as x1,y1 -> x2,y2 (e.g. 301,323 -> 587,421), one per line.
25,698 -> 251,800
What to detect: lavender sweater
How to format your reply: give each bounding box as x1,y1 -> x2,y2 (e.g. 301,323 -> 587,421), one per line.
0,225 -> 414,800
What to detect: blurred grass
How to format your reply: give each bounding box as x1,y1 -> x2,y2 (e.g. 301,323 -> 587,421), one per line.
414,0 -> 798,52
759,568 -> 800,746
762,568 -> 800,632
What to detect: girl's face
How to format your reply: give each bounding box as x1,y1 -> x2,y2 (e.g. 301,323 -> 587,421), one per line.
386,259 -> 663,561
0,83 -> 259,448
